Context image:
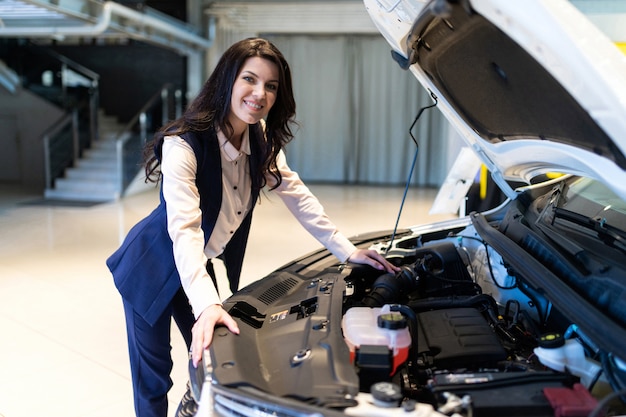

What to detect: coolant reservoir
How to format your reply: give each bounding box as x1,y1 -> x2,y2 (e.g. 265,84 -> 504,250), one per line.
342,305 -> 411,375
533,333 -> 603,388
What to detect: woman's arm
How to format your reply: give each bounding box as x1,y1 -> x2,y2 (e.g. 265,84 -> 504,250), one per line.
268,150 -> 399,273
162,136 -> 241,367
161,136 -> 222,316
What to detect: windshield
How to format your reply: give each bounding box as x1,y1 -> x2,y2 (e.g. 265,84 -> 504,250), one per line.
565,178 -> 626,220
534,177 -> 626,257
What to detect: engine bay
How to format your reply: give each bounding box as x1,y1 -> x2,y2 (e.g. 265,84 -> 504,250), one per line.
341,235 -> 588,417
210,213 -> 624,417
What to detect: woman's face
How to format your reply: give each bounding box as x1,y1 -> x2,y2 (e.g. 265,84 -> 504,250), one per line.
229,56 -> 279,131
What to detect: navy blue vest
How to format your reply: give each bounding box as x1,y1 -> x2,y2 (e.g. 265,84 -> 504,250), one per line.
106,124 -> 264,326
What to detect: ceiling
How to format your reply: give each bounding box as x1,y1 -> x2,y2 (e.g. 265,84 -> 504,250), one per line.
0,0 -> 624,52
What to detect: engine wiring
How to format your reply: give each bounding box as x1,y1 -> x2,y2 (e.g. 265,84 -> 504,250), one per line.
452,233 -> 518,290
451,232 -> 556,333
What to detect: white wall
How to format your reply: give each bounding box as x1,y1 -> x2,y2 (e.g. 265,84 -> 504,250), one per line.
0,88 -> 64,190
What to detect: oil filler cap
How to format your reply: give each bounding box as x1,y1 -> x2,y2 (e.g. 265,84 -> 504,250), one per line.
370,382 -> 402,408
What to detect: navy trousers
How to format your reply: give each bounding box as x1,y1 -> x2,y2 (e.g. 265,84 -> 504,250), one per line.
123,287 -> 195,417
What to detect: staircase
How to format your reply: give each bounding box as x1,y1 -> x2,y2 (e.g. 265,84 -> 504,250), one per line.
44,111 -> 127,202
42,82 -> 177,203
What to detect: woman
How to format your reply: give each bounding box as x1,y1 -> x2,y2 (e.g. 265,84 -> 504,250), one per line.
106,37 -> 398,417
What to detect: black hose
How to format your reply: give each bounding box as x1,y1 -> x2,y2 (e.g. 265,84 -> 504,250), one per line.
361,265 -> 419,307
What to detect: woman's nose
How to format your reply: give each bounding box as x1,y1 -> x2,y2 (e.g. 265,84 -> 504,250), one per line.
253,84 -> 266,98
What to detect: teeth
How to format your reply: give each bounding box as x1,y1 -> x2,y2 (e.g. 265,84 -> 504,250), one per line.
246,101 -> 262,109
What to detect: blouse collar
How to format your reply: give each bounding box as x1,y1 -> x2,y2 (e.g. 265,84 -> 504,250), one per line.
216,126 -> 252,161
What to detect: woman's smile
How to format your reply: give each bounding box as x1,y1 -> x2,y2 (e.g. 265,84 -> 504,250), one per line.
244,100 -> 263,110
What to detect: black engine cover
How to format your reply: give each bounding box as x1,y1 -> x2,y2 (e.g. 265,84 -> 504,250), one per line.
417,307 -> 507,369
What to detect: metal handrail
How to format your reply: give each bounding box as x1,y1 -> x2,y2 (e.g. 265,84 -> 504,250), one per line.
114,83 -> 182,196
39,46 -> 100,144
33,46 -> 101,197
116,83 -> 172,145
43,47 -> 100,84
43,109 -> 79,190
0,60 -> 20,94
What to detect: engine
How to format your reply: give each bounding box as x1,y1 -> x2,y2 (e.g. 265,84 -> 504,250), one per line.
339,235 -> 605,417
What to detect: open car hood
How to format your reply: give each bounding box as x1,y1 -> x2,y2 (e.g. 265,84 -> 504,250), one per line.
365,0 -> 626,201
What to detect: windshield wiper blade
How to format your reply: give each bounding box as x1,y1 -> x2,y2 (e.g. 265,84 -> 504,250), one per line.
553,207 -> 626,253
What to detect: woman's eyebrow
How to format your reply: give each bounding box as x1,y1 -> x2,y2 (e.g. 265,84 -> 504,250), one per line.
240,70 -> 257,77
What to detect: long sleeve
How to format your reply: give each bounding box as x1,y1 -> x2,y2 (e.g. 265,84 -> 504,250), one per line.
161,136 -> 221,318
267,150 -> 357,263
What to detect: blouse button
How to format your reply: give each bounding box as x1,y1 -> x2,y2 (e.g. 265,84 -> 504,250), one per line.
233,186 -> 238,190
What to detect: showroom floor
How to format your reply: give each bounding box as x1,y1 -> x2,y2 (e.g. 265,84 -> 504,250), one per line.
0,183 -> 454,417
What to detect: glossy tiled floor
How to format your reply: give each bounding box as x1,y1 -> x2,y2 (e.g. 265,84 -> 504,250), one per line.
0,183 -> 454,417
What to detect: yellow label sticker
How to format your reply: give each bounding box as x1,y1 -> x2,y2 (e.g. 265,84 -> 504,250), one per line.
269,309 -> 289,323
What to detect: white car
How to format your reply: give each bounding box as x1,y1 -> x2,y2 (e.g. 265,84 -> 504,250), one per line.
179,1 -> 626,416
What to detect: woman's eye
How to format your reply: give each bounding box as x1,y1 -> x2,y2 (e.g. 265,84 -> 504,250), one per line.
266,84 -> 278,91
243,76 -> 254,83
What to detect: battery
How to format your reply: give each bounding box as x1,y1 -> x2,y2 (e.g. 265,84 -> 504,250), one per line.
429,371 -> 574,417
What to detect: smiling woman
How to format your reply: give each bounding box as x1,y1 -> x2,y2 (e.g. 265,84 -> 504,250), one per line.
105,37 -> 398,417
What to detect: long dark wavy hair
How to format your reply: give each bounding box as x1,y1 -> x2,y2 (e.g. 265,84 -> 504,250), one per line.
143,37 -> 296,191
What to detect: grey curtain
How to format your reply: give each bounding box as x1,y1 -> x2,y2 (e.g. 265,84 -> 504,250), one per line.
264,34 -> 450,187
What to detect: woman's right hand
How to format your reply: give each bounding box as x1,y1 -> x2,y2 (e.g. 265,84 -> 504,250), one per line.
190,304 -> 240,368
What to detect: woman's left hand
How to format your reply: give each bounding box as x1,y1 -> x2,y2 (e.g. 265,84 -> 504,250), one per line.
190,304 -> 240,368
347,249 -> 400,273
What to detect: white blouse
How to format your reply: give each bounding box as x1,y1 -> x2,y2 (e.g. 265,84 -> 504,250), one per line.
161,126 -> 356,318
